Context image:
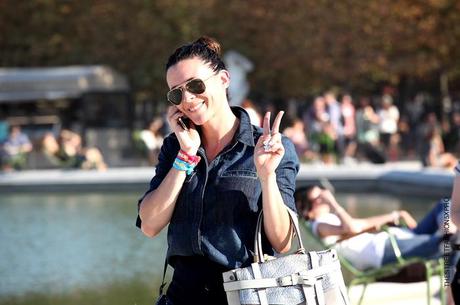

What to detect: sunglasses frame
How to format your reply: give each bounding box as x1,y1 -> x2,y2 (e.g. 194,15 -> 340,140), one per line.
167,73 -> 217,105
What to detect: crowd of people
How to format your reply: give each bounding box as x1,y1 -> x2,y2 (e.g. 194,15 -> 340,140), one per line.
0,125 -> 107,171
41,129 -> 107,171
139,92 -> 459,170
1,92 -> 459,172
277,92 -> 459,169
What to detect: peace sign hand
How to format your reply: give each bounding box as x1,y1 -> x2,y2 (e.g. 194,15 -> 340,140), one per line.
254,111 -> 285,180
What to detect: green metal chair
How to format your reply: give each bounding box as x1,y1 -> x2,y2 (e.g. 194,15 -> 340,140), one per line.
299,220 -> 445,305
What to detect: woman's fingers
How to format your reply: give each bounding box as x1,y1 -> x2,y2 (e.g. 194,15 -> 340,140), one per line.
257,133 -> 283,153
167,106 -> 177,118
262,112 -> 271,136
256,142 -> 284,155
271,111 -> 284,134
267,132 -> 281,145
261,110 -> 284,135
167,106 -> 187,128
264,142 -> 284,154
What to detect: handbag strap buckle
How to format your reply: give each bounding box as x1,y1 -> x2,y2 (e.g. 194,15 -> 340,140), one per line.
277,274 -> 317,287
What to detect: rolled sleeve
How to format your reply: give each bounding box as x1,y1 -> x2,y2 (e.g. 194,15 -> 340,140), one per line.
135,134 -> 179,228
275,136 -> 300,214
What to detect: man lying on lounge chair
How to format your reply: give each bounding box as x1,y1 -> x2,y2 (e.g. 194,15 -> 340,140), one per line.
297,185 -> 458,277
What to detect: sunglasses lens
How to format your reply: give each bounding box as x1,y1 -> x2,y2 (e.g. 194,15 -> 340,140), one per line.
167,78 -> 208,105
167,89 -> 182,105
186,79 -> 206,94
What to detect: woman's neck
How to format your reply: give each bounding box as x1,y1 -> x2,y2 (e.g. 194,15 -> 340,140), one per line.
201,106 -> 239,161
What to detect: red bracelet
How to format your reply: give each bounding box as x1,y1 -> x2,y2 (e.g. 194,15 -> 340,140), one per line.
178,149 -> 201,165
177,154 -> 200,166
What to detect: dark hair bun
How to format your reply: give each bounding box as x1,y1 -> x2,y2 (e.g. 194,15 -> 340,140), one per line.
194,36 -> 222,56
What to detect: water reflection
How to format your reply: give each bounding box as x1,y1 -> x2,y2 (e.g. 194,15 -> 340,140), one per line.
0,192 -> 437,305
0,193 -> 166,304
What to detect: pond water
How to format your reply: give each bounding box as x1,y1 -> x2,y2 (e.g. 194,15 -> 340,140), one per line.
0,191 -> 440,305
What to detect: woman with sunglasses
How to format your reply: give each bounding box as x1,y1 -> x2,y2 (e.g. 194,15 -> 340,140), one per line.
136,36 -> 299,304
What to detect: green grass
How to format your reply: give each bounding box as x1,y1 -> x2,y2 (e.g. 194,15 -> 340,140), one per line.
0,278 -> 164,305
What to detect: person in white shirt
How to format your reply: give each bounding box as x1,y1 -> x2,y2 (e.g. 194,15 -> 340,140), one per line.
140,117 -> 164,165
297,185 -> 458,273
377,95 -> 399,159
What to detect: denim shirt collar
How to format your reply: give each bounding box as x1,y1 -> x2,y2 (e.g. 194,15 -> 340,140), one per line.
231,106 -> 256,147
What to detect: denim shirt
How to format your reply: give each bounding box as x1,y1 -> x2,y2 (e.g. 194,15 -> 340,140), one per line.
136,107 -> 299,269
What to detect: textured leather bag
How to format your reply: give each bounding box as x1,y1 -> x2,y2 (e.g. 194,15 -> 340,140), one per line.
222,209 -> 350,305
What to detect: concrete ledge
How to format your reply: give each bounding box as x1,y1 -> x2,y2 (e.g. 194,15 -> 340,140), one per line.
296,163 -> 454,197
0,162 -> 455,196
0,167 -> 154,193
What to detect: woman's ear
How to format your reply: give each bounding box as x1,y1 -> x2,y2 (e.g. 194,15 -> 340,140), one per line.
218,69 -> 230,89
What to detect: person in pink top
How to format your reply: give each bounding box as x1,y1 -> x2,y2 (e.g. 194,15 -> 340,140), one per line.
341,94 -> 357,162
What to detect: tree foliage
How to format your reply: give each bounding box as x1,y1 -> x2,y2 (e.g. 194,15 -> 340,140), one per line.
1,0 -> 459,102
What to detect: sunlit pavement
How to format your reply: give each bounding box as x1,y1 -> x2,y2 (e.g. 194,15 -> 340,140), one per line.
348,276 -> 447,305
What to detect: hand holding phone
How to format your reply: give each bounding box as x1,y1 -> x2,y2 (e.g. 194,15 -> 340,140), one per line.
167,106 -> 201,155
177,117 -> 190,131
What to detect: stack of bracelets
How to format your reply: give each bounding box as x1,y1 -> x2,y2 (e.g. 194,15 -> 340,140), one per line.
173,149 -> 201,175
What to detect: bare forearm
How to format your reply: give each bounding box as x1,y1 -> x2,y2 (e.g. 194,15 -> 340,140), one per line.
356,213 -> 398,231
260,175 -> 292,253
328,198 -> 360,234
139,168 -> 186,237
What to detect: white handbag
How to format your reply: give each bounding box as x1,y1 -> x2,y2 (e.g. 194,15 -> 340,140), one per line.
222,208 -> 350,305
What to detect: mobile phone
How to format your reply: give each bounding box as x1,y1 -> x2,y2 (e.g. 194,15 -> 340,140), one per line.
177,117 -> 190,131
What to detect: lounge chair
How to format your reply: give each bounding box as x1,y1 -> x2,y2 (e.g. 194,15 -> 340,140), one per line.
298,217 -> 444,305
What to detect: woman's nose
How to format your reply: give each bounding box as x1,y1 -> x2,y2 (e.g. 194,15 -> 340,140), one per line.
182,89 -> 196,103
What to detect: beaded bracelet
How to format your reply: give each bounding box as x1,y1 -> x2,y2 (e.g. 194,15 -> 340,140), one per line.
177,149 -> 201,165
173,158 -> 196,175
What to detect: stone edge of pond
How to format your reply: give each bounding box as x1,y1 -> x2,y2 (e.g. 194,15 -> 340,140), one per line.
0,163 -> 454,197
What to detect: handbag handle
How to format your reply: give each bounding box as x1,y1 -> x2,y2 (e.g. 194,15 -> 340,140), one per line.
254,207 -> 306,263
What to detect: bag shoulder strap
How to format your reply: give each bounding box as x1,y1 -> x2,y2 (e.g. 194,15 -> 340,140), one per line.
158,257 -> 168,296
254,207 -> 305,263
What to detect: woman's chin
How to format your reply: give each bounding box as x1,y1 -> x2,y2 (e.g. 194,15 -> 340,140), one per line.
190,113 -> 209,126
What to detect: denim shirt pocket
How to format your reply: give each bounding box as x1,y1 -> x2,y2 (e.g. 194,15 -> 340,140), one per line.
220,170 -> 258,179
218,169 -> 260,212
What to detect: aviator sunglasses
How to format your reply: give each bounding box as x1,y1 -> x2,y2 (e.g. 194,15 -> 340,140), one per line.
167,73 -> 216,105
